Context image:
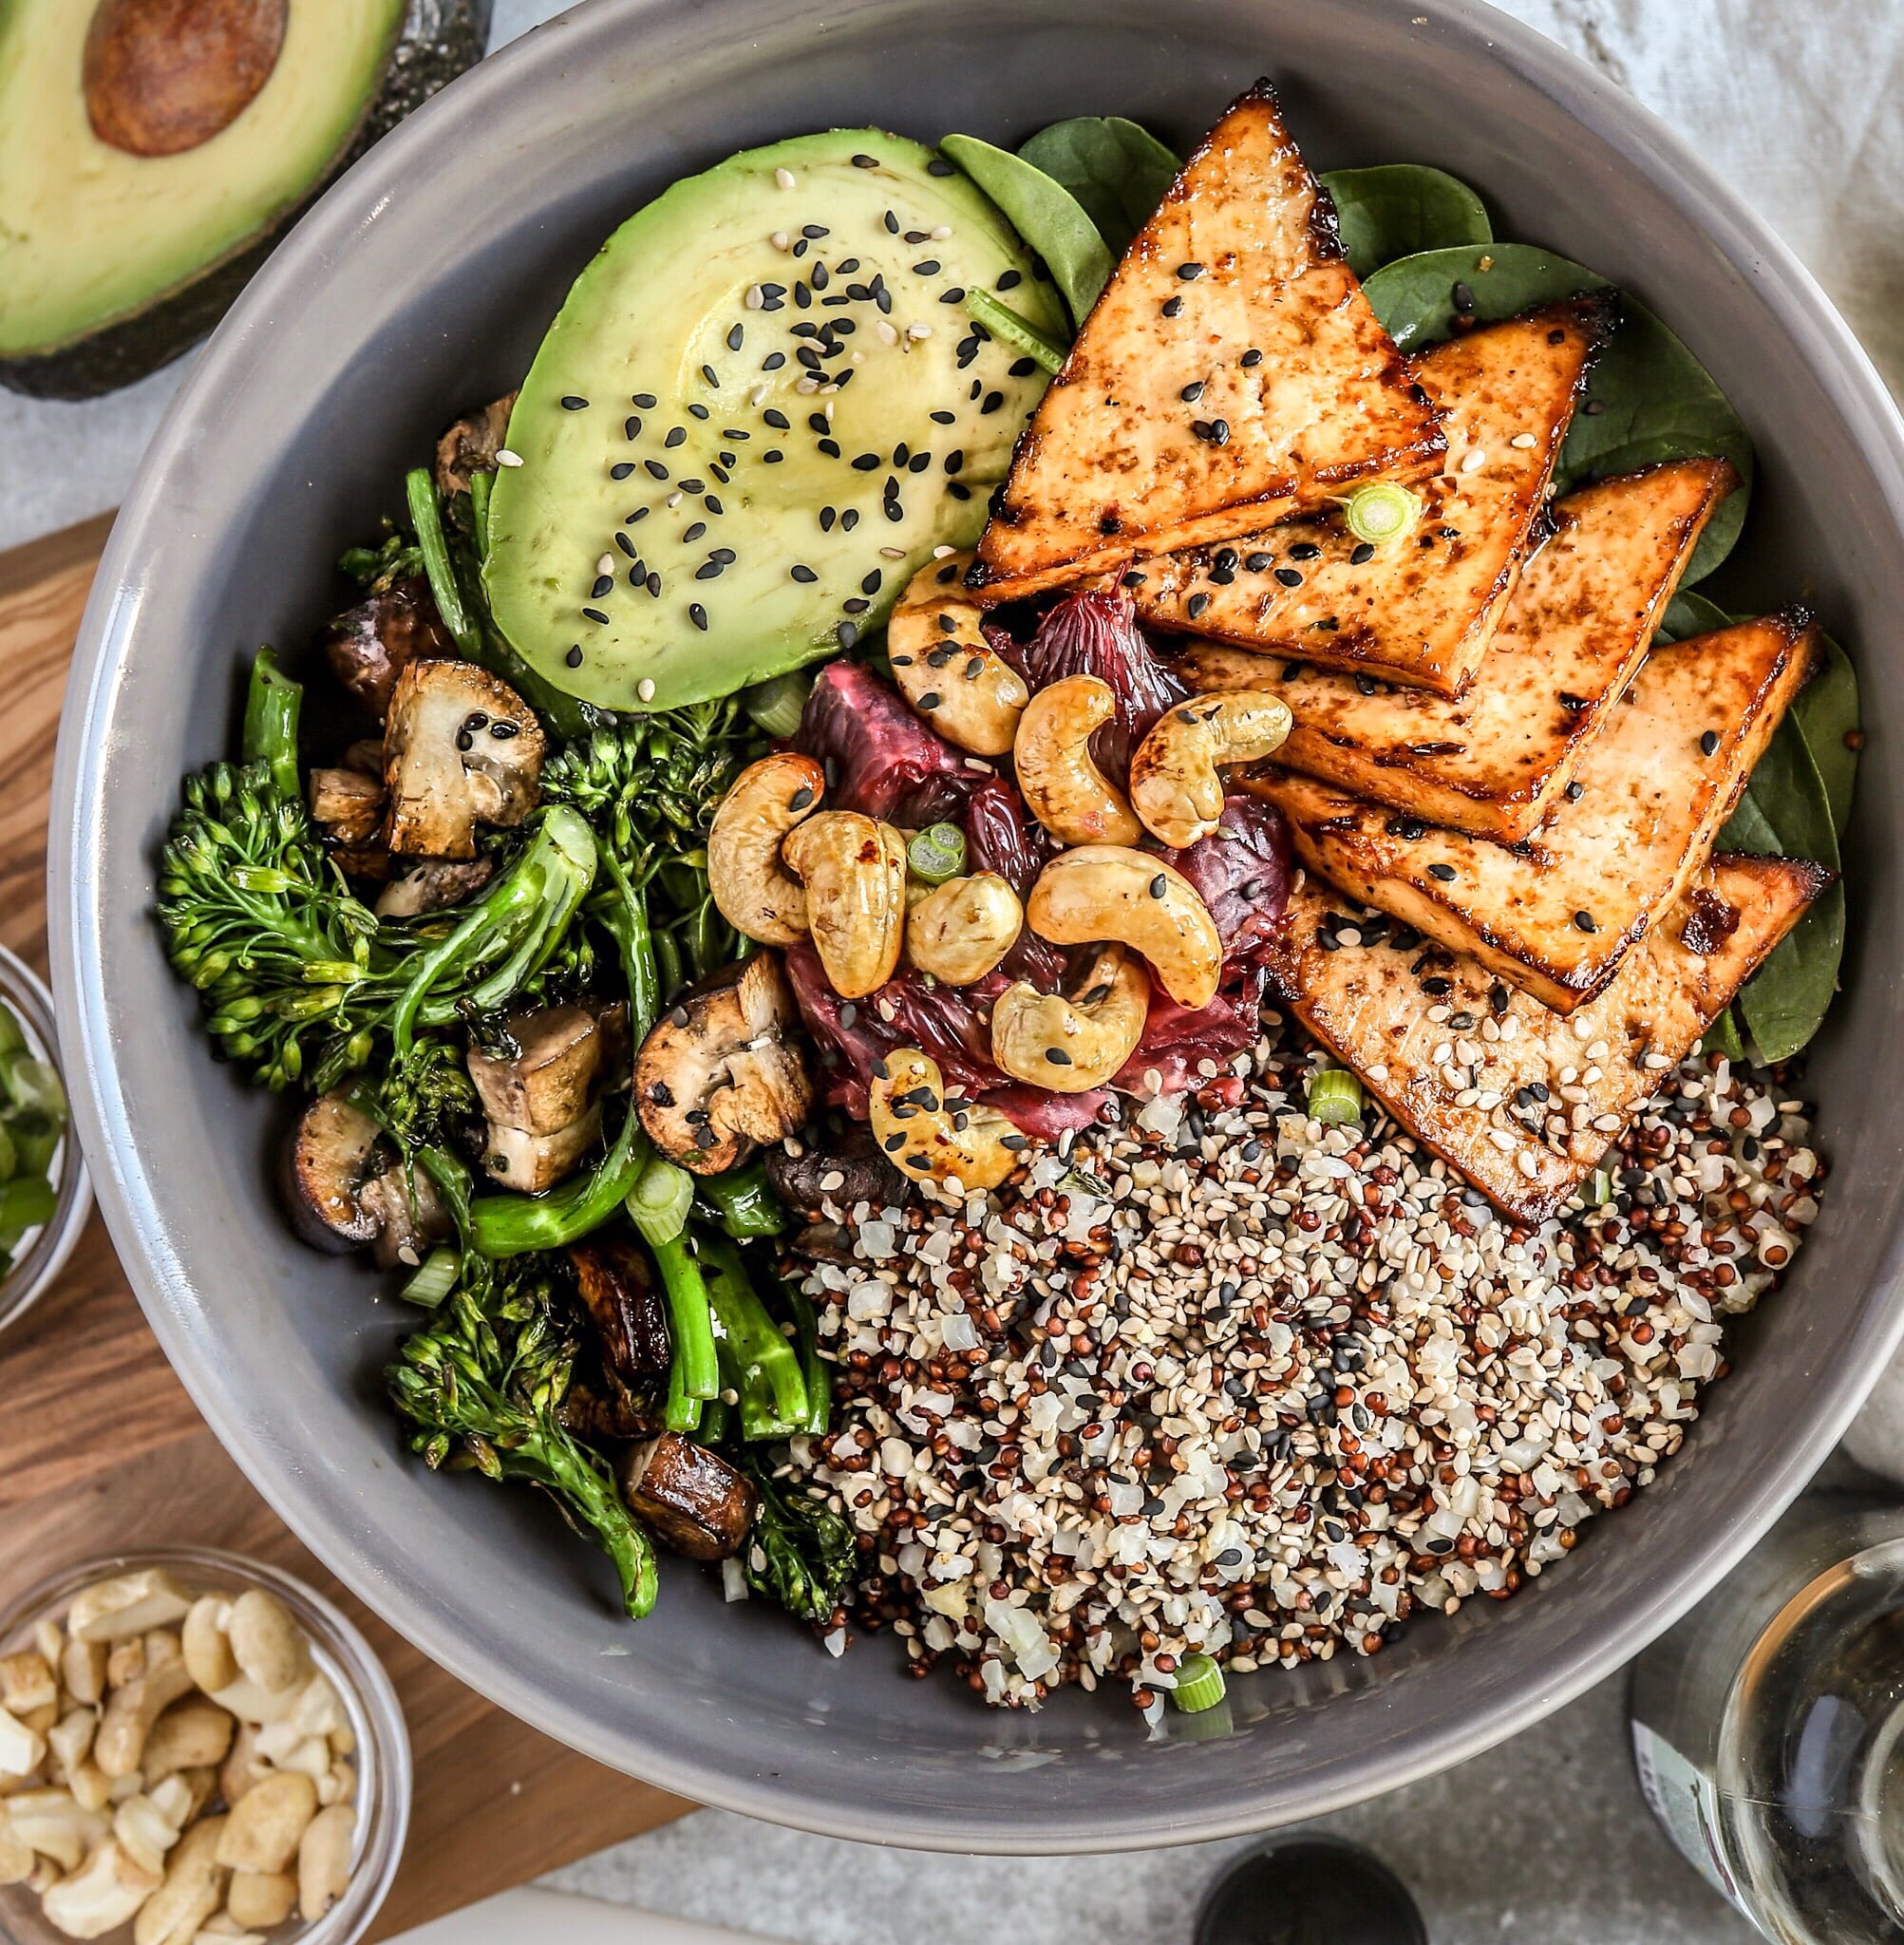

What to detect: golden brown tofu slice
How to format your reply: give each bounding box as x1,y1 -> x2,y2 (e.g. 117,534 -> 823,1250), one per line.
1190,458 -> 1737,840
1264,856 -> 1829,1222
1120,297 -> 1613,692
966,81 -> 1445,603
1256,612 -> 1821,1011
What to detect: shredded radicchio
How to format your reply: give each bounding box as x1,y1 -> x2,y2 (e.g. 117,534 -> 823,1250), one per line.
1116,965 -> 1267,1105
1170,795 -> 1294,970
783,946 -> 1104,1139
795,659 -> 976,826
964,777 -> 1067,985
1015,590 -> 1188,778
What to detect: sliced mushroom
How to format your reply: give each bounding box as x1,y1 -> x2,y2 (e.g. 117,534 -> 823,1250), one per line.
375,858 -> 495,921
557,1368 -> 661,1445
481,1101 -> 601,1194
306,767 -> 386,847
435,393 -> 519,496
282,1092 -> 451,1269
763,1124 -> 910,1218
383,661 -> 545,860
635,956 -> 813,1176
568,1238 -> 670,1380
617,1434 -> 757,1560
467,1003 -> 628,1137
319,576 -> 453,719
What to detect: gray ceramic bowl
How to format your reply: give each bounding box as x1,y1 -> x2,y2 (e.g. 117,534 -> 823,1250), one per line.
50,0 -> 1904,1851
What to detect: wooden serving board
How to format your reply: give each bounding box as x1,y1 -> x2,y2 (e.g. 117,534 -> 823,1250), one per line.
0,518 -> 692,1938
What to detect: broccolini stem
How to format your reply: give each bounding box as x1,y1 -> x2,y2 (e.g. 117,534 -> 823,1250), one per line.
787,1286 -> 831,1438
405,466 -> 479,657
651,1232 -> 722,1422
595,851 -> 661,1041
467,1095 -> 646,1257
241,648 -> 304,803
698,1233 -> 809,1439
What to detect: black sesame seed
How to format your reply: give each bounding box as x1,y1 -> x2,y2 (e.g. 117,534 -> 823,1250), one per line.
701,364 -> 720,387
851,452 -> 880,470
1240,348 -> 1263,368
615,532 -> 637,557
883,209 -> 899,233
843,597 -> 869,614
860,569 -> 882,595
560,394 -> 589,410
688,603 -> 708,631
631,391 -> 657,408
694,561 -> 724,580
590,575 -> 613,599
705,496 -> 724,515
1177,261 -> 1205,279
1349,541 -> 1376,565
665,425 -> 686,448
913,259 -> 941,275
908,451 -> 931,474
627,507 -> 650,522
688,403 -> 709,420
790,564 -> 819,583
565,645 -> 583,667
1245,552 -> 1272,572
678,478 -> 706,495
625,415 -> 642,439
764,409 -> 790,429
980,390 -> 1003,414
916,690 -> 941,709
1187,593 -> 1211,619
1149,874 -> 1168,898
819,438 -> 841,458
997,268 -> 1023,291
820,507 -> 836,531
1566,781 -> 1585,803
1289,541 -> 1321,561
647,572 -> 662,595
811,262 -> 830,292
762,351 -> 786,371
763,450 -> 783,464
726,323 -> 745,350
1161,294 -> 1184,318
928,156 -> 955,176
1574,910 -> 1597,932
1046,1047 -> 1073,1066
610,462 -> 636,480
939,287 -> 966,305
837,621 -> 859,649
1452,281 -> 1477,313
1426,862 -> 1457,881
644,460 -> 669,480
852,152 -> 877,168
1700,728 -> 1720,756
1274,566 -> 1303,588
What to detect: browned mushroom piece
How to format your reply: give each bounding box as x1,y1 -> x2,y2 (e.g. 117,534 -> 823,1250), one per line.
375,858 -> 497,921
320,577 -> 454,719
384,660 -> 546,859
568,1237 -> 671,1380
763,1123 -> 911,1218
635,955 -> 813,1176
307,766 -> 386,847
282,1091 -> 450,1270
84,0 -> 287,158
616,1435 -> 758,1560
467,1003 -> 629,1136
435,394 -> 519,496
481,1100 -> 602,1194
558,1369 -> 661,1445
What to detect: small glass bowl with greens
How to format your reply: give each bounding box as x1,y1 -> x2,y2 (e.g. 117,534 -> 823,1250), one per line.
0,944 -> 90,1333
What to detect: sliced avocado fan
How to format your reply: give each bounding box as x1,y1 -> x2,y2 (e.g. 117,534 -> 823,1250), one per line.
483,129 -> 1065,713
0,0 -> 489,399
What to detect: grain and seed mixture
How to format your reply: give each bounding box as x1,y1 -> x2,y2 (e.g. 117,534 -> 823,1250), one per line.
783,1008 -> 1822,1712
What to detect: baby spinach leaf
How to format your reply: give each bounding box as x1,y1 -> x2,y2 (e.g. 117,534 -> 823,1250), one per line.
1791,633 -> 1860,838
1657,590 -> 1733,643
940,134 -> 1113,330
1719,718 -> 1843,1065
1017,117 -> 1179,257
1317,164 -> 1491,280
1703,1007 -> 1745,1062
1363,243 -> 1753,584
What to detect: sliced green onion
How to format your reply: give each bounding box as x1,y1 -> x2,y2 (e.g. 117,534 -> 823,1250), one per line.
405,466 -> 478,657
1,1056 -> 65,1120
1340,482 -> 1422,548
744,670 -> 813,738
240,646 -> 304,803
908,823 -> 967,886
8,1119 -> 58,1180
399,1246 -> 460,1308
1306,1066 -> 1364,1126
698,1160 -> 788,1238
965,288 -> 1067,376
627,1149 -> 695,1246
0,1175 -> 56,1248
1169,1652 -> 1226,1713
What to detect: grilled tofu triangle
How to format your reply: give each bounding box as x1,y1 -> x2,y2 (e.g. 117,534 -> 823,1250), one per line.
1264,857 -> 1830,1223
968,80 -> 1445,603
1193,457 -> 1738,840
1122,296 -> 1614,693
1257,612 -> 1821,1012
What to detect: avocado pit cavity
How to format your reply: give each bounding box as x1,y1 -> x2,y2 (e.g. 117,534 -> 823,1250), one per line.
85,0 -> 287,158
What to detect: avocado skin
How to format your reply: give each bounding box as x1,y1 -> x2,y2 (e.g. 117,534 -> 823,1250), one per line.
0,0 -> 491,401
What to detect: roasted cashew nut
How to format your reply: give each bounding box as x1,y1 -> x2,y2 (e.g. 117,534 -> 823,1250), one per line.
1014,673 -> 1143,846
1129,689 -> 1294,848
888,553 -> 1029,756
991,945 -> 1150,1091
905,873 -> 1025,984
782,811 -> 908,999
707,752 -> 825,946
1027,846 -> 1224,1010
869,1048 -> 1028,1191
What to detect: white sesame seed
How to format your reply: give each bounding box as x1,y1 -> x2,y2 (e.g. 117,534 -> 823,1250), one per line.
769,230 -> 791,252
931,224 -> 952,239
596,553 -> 615,577
775,167 -> 796,190
1510,431 -> 1539,448
880,546 -> 907,559
1460,448 -> 1488,474
636,677 -> 656,702
876,319 -> 900,347
933,544 -> 956,559
750,384 -> 770,406
495,448 -> 523,467
906,322 -> 933,340
745,284 -> 765,311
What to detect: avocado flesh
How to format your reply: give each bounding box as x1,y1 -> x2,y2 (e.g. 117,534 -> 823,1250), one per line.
0,0 -> 420,388
484,129 -> 1065,713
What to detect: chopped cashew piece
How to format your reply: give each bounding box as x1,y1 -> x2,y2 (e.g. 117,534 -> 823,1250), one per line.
8,1789 -> 109,1872
888,555 -> 1028,755
131,1816 -> 227,1945
1129,689 -> 1293,847
113,1791 -> 184,1878
226,1866 -> 296,1929
782,811 -> 909,999
707,752 -> 825,945
869,1048 -> 1027,1192
0,1652 -> 57,1718
180,1601 -> 236,1697
298,1803 -> 355,1923
905,874 -> 1025,984
95,1658 -> 194,1779
0,1703 -> 47,1779
991,945 -> 1150,1090
1014,674 -> 1143,846
1027,846 -> 1224,1009
215,1771 -> 317,1875
224,1593 -> 306,1697
383,659 -> 546,859
66,1572 -> 191,1644
40,1837 -> 162,1939
62,1637 -> 108,1708
141,1700 -> 235,1783
0,1809 -> 32,1884
47,1709 -> 97,1784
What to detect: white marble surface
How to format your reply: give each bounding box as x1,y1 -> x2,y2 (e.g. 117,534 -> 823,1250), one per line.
6,1 -> 1899,1939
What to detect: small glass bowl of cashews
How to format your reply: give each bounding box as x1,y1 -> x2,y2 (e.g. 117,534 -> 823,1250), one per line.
0,1550 -> 409,1945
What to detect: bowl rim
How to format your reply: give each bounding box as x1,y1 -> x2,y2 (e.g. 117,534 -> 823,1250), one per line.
48,0 -> 1904,1851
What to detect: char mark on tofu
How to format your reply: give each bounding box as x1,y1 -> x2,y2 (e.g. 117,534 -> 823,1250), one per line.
618,1433 -> 758,1560
383,660 -> 546,860
320,575 -> 455,719
636,954 -> 813,1175
282,1089 -> 450,1271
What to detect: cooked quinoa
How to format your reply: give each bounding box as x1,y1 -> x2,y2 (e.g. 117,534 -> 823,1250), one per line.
782,1006 -> 1822,1711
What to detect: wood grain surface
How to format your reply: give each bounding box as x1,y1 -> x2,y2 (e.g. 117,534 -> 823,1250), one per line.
0,518 -> 691,1938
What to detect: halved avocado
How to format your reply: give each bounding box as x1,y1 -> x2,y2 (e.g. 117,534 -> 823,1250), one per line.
0,0 -> 490,399
482,128 -> 1065,713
